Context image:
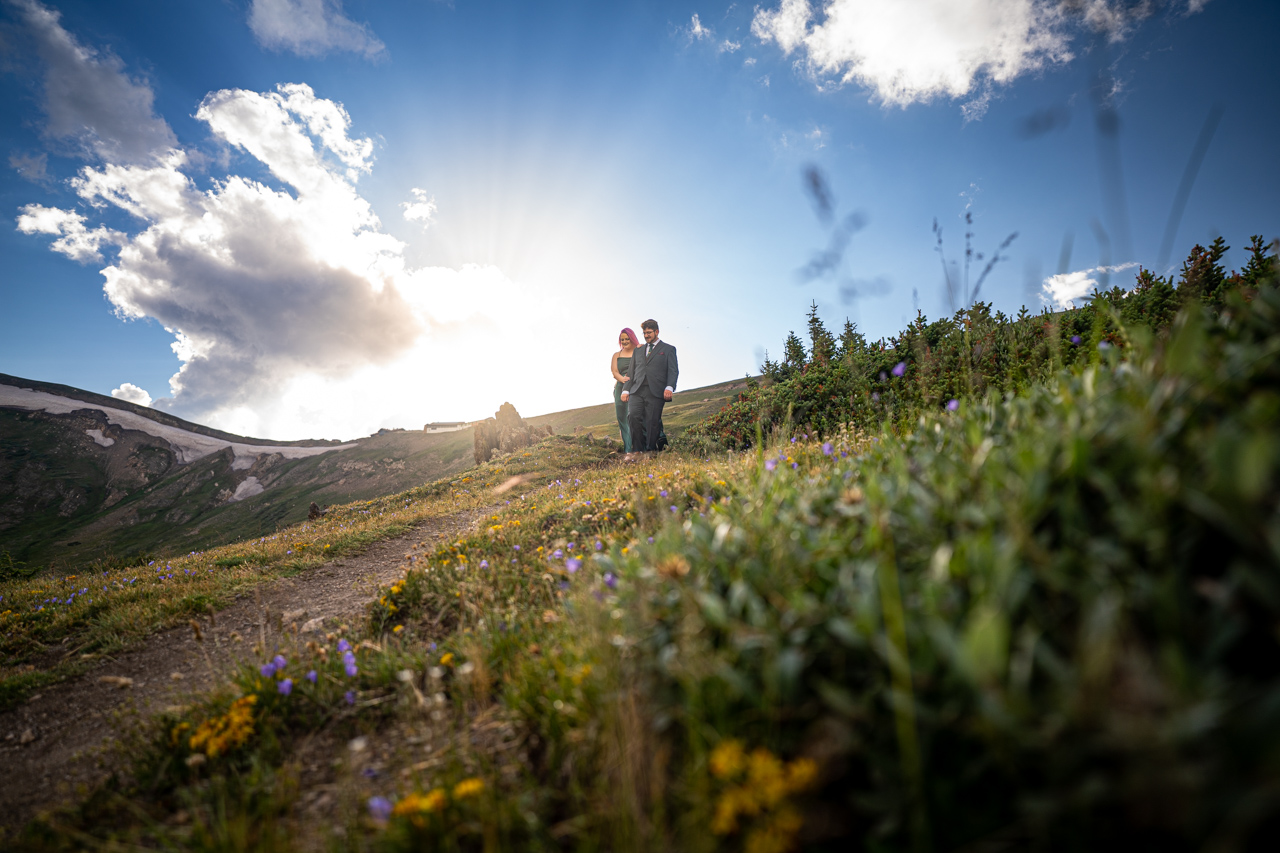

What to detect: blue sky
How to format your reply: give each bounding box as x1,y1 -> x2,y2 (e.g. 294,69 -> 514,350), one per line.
2,0 -> 1277,439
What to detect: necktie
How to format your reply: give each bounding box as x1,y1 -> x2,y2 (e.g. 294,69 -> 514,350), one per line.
647,343 -> 653,357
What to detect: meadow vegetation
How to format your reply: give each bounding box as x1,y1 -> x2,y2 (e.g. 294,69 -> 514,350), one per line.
6,236 -> 1280,851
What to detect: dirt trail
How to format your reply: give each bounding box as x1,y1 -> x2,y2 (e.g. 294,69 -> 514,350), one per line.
0,507 -> 490,833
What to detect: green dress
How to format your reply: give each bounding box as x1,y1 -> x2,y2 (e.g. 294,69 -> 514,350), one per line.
613,355 -> 632,452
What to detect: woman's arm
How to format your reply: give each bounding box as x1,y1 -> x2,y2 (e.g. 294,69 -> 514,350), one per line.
611,352 -> 625,383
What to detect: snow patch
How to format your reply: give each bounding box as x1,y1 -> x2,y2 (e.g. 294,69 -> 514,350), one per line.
1,384 -> 355,465
230,477 -> 265,502
85,428 -> 115,447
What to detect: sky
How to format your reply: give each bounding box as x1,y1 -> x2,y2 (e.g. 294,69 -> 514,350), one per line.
1,0 -> 1277,441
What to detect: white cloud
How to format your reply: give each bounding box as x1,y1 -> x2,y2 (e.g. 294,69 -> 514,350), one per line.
1040,262 -> 1139,309
719,39 -> 742,53
248,0 -> 386,59
12,0 -> 176,164
688,13 -> 713,41
401,188 -> 437,229
111,382 -> 152,407
751,0 -> 1073,107
15,203 -> 123,262
743,56 -> 757,67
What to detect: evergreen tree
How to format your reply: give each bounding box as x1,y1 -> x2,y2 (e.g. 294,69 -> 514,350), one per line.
783,331 -> 807,373
1178,237 -> 1228,307
1238,235 -> 1279,289
838,318 -> 867,361
806,301 -> 837,364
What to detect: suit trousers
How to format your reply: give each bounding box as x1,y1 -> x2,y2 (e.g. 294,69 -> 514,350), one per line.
627,393 -> 666,452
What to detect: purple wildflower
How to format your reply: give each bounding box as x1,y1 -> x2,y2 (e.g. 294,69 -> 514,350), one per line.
892,361 -> 906,377
822,442 -> 833,455
337,639 -> 351,653
604,572 -> 617,589
647,537 -> 654,544
307,669 -> 318,684
368,796 -> 392,821
566,557 -> 582,574
553,549 -> 563,559
514,545 -> 521,551
670,505 -> 678,513
595,541 -> 603,551
947,399 -> 959,411
345,690 -> 356,705
765,459 -> 777,471
1070,335 -> 1081,345
660,490 -> 668,497
480,560 -> 489,568
567,542 -> 575,550
272,654 -> 287,670
278,678 -> 293,696
346,661 -> 358,677
260,662 -> 277,677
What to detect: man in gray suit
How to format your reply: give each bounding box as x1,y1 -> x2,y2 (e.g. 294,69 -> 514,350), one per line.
620,319 -> 678,453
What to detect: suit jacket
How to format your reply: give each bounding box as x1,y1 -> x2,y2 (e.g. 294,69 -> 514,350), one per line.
624,340 -> 679,400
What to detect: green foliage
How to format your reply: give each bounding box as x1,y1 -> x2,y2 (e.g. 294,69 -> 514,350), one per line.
692,235 -> 1278,449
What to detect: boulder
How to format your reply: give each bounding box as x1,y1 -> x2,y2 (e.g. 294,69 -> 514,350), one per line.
473,403 -> 552,464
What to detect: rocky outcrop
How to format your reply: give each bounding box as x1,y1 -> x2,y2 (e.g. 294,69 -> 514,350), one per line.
472,403 -> 552,464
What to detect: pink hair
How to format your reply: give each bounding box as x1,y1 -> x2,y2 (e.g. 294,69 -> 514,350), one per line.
619,327 -> 640,348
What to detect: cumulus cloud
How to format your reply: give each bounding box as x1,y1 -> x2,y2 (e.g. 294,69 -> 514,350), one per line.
751,0 -> 1073,107
719,39 -> 742,53
248,0 -> 386,59
1040,262 -> 1139,309
12,0 -> 177,162
15,203 -> 123,262
111,382 -> 152,407
401,188 -> 437,229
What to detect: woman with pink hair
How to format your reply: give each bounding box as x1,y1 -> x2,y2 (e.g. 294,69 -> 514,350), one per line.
611,328 -> 639,452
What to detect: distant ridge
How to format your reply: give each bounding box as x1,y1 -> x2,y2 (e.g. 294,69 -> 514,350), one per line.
0,373 -> 341,447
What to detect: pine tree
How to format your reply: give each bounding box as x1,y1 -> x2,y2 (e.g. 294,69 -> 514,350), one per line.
838,318 -> 866,361
783,331 -> 807,373
1239,235 -> 1278,289
806,301 -> 837,364
1178,237 -> 1228,307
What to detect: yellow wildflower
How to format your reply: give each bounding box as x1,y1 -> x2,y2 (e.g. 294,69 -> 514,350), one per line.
392,625 -> 404,634
785,758 -> 818,792
189,695 -> 257,758
393,788 -> 447,817
710,739 -> 746,780
747,748 -> 789,808
744,806 -> 804,853
440,652 -> 454,666
453,777 -> 484,799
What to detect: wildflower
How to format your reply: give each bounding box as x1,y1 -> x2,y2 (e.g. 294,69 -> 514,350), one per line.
660,489 -> 668,497
710,739 -> 746,780
345,660 -> 358,678
514,545 -> 521,551
822,442 -> 833,455
604,572 -> 617,589
260,662 -> 277,678
368,796 -> 393,821
947,399 -> 959,411
892,361 -> 906,377
273,654 -> 287,670
567,542 -> 575,550
670,505 -> 678,513
553,549 -> 563,558
566,557 -> 582,573
480,560 -> 489,568
337,638 -> 351,652
307,670 -> 318,684
278,678 -> 293,696
440,652 -> 454,666
1070,335 -> 1082,345
647,537 -> 654,544
453,777 -> 485,799
595,541 -> 603,551
345,690 -> 356,705
394,788 -> 447,816
765,459 -> 777,471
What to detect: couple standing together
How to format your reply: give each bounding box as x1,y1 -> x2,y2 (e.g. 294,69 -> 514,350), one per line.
611,319 -> 678,456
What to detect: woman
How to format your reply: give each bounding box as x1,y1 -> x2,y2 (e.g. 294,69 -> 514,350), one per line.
611,328 -> 639,452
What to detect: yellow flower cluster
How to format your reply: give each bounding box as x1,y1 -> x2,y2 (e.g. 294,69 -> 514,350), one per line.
389,778 -> 485,828
708,739 -> 818,848
188,695 -> 257,758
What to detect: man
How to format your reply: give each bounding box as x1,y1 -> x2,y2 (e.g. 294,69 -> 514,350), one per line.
621,319 -> 678,453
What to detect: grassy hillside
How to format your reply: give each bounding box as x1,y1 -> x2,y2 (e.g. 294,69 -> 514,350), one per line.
8,276 -> 1279,850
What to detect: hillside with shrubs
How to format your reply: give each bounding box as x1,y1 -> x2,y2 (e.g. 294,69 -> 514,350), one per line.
6,234 -> 1279,852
